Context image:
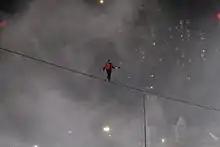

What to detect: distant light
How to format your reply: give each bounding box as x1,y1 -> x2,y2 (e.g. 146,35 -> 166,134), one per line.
152,41 -> 156,46
33,145 -> 39,147
103,126 -> 110,132
68,130 -> 72,134
161,138 -> 166,143
217,13 -> 220,19
100,0 -> 104,4
0,22 -> 7,27
149,73 -> 155,78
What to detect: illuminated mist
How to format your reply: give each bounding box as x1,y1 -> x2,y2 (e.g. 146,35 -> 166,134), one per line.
1,0 -> 220,147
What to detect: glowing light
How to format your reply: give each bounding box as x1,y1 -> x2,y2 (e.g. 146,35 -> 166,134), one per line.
100,0 -> 104,4
103,126 -> 110,132
152,41 -> 156,46
217,13 -> 220,19
161,138 -> 166,143
149,73 -> 155,78
33,145 -> 39,147
0,22 -> 7,27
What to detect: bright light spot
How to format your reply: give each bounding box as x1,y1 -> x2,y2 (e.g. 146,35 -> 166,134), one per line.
33,145 -> 39,147
149,73 -> 155,78
152,41 -> 156,46
100,0 -> 104,4
146,85 -> 154,90
103,126 -> 110,132
68,130 -> 72,134
161,138 -> 166,143
109,134 -> 112,137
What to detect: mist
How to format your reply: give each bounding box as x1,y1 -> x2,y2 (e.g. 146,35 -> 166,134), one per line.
0,0 -> 147,146
1,0 -> 220,146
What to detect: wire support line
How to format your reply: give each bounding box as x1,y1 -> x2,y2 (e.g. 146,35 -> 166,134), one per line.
1,47 -> 220,112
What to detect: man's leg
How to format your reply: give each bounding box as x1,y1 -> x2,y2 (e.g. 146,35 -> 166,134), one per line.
106,69 -> 112,81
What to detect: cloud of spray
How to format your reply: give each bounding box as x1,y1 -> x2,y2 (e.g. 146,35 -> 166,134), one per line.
1,0 -> 205,146
0,0 -> 150,146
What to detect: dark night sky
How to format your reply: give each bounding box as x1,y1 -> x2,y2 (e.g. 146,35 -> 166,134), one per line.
1,0 -> 220,17
0,0 -> 30,15
160,0 -> 220,15
0,0 -> 17,13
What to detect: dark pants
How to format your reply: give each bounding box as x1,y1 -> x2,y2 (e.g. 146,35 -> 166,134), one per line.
106,69 -> 112,81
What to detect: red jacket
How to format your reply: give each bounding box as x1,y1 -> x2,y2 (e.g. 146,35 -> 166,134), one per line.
103,62 -> 115,70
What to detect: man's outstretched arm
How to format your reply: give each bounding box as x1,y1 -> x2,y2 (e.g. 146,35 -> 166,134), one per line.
112,64 -> 120,69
